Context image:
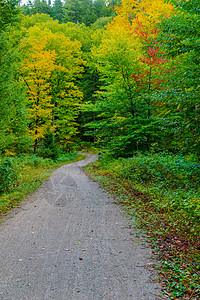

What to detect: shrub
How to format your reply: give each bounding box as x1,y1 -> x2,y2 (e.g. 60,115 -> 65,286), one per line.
0,158 -> 17,194
24,155 -> 53,167
102,153 -> 200,190
98,152 -> 200,221
38,132 -> 59,160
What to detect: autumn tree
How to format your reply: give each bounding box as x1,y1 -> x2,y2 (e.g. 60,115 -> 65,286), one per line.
20,22 -> 85,151
86,0 -> 175,156
46,29 -> 85,149
21,35 -> 56,153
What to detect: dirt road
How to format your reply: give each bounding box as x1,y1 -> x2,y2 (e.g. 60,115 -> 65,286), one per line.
0,154 -> 162,299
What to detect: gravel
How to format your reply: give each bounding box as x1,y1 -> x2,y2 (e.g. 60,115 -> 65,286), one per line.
0,154 -> 163,300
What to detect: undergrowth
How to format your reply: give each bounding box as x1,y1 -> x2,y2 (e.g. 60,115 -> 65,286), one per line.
85,152 -> 200,299
0,153 -> 86,216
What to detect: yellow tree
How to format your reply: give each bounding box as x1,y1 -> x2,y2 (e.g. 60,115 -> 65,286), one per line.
113,0 -> 174,29
106,0 -> 175,48
21,24 -> 85,151
46,30 -> 85,148
89,0 -> 175,155
21,37 -> 56,153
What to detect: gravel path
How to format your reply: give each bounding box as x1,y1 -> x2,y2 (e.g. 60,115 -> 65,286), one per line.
0,154 -> 162,300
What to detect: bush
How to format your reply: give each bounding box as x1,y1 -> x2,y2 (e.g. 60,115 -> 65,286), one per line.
24,155 -> 53,167
98,152 -> 200,221
56,152 -> 78,163
38,132 -> 59,160
102,153 -> 200,190
0,158 -> 17,194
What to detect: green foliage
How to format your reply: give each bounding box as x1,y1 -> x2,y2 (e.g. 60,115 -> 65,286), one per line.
85,152 -> 200,299
113,153 -> 200,189
97,152 -> 200,222
87,39 -> 162,156
64,0 -> 110,26
55,152 -> 79,162
22,0 -> 111,26
21,12 -> 54,28
38,132 -> 59,160
0,153 -> 85,215
90,16 -> 113,30
52,0 -> 64,22
22,0 -> 53,17
0,158 -> 17,193
0,0 -> 20,31
17,154 -> 53,167
159,0 -> 200,156
0,3 -> 29,155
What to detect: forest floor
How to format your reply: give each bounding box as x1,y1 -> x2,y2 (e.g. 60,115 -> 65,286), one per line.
0,154 -> 165,300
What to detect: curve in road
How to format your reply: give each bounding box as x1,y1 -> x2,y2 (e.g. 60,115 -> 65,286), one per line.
0,154 -> 162,300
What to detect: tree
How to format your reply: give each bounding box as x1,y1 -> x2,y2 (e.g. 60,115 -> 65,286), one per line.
0,0 -> 20,31
21,34 -> 56,152
22,0 -> 53,17
21,0 -> 34,16
47,30 -> 85,148
52,0 -> 64,22
20,23 -> 85,151
21,12 -> 54,28
89,24 -> 144,155
0,0 -> 29,155
94,0 -> 110,19
63,0 -> 108,26
86,0 -> 175,156
63,0 -> 95,25
158,0 -> 200,155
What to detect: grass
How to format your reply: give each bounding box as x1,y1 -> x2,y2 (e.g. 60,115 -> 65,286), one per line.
0,153 -> 86,217
84,153 -> 200,300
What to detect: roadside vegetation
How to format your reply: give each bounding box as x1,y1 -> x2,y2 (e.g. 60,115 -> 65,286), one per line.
0,153 -> 86,216
85,153 -> 200,299
1,0 -> 199,298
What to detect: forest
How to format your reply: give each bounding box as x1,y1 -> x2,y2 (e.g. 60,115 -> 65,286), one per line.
0,0 -> 199,298
0,0 -> 199,157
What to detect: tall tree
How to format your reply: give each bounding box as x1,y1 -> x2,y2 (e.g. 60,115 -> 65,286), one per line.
46,29 -> 85,148
52,0 -> 64,22
158,0 -> 200,155
0,0 -> 29,155
22,0 -> 53,16
63,0 -> 103,26
21,36 -> 56,153
20,24 -> 85,151
94,0 -> 110,19
0,0 -> 20,30
86,0 -> 175,156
